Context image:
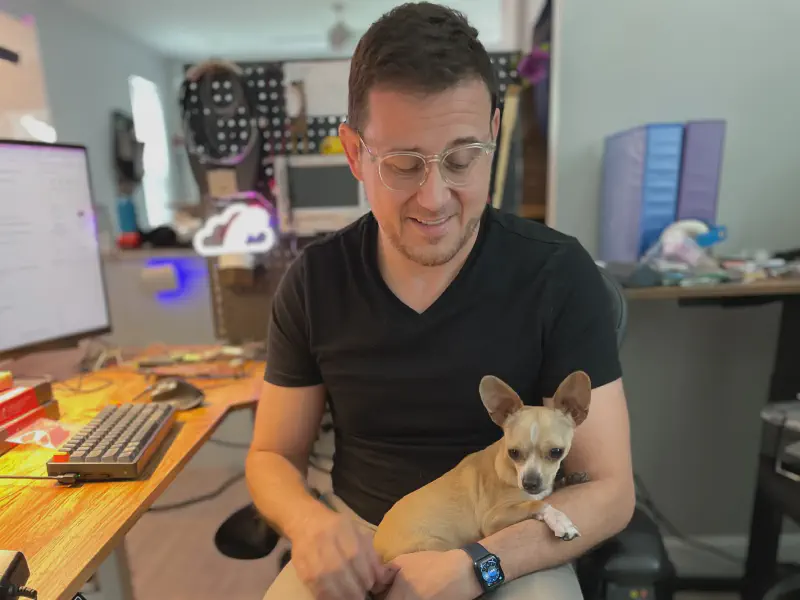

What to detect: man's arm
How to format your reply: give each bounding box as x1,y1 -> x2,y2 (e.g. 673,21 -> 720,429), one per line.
245,253 -> 335,537
479,377 -> 635,581
245,381 -> 333,539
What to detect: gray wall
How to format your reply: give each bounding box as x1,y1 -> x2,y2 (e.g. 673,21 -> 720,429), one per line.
2,0 -> 178,230
551,0 -> 800,535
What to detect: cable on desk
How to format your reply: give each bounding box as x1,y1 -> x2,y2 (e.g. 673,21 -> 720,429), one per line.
54,372 -> 115,394
147,470 -> 245,513
0,474 -> 80,484
0,582 -> 38,599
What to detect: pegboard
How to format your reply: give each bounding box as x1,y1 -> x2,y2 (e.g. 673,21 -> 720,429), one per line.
181,52 -> 523,194
490,51 -> 523,105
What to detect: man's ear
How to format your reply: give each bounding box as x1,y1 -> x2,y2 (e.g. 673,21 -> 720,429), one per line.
479,376 -> 524,428
490,106 -> 501,142
338,122 -> 363,181
550,371 -> 592,426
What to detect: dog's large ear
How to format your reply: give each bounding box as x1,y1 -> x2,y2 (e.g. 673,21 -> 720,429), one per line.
550,371 -> 592,426
479,376 -> 524,428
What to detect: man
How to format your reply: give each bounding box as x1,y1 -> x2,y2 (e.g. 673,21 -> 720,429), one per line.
247,3 -> 635,599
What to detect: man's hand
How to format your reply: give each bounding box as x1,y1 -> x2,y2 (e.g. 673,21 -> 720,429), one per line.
383,550 -> 482,600
289,509 -> 397,600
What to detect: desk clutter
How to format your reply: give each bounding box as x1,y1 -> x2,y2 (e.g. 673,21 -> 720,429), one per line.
0,376 -> 62,457
0,344 -> 260,464
600,215 -> 800,291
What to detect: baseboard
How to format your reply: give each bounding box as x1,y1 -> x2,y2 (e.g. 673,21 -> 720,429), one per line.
665,533 -> 800,577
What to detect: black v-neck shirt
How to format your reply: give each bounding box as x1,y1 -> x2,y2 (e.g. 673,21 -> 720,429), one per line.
265,206 -> 621,525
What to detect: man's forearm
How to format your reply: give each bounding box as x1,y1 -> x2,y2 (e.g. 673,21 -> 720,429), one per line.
245,450 -> 333,540
481,479 -> 635,581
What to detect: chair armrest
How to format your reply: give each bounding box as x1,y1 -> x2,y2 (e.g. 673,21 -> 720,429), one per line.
577,508 -> 675,585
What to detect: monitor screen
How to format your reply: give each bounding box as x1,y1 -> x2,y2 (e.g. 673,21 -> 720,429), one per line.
0,140 -> 111,357
287,163 -> 360,209
273,154 -> 368,236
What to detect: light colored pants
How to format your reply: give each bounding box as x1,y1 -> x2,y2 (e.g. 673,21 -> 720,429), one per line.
263,495 -> 583,600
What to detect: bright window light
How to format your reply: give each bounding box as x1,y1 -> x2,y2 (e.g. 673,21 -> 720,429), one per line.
128,75 -> 172,227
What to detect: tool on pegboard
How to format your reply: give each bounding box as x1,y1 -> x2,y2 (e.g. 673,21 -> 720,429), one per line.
178,59 -> 267,200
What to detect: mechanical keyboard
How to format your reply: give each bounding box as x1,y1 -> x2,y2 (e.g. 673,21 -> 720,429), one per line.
47,403 -> 177,481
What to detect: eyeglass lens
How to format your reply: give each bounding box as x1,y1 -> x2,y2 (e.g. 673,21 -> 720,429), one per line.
379,145 -> 488,190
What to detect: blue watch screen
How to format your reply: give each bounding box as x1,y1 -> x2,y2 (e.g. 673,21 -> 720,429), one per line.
479,556 -> 504,587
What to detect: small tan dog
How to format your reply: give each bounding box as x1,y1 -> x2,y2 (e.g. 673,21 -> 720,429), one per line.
373,371 -> 591,562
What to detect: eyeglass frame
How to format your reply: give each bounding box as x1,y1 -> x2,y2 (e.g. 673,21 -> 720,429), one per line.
356,131 -> 497,192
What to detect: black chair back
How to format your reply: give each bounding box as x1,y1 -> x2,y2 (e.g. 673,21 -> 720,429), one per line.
598,267 -> 628,349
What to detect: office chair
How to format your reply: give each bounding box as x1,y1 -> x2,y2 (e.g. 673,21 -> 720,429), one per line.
576,268 -> 676,600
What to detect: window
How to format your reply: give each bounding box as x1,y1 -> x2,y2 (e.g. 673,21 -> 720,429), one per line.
128,75 -> 172,227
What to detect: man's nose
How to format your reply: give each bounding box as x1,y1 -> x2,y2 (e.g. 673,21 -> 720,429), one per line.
522,472 -> 543,494
415,163 -> 448,212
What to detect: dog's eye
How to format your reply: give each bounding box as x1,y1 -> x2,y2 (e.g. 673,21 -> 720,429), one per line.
508,448 -> 522,461
548,448 -> 564,460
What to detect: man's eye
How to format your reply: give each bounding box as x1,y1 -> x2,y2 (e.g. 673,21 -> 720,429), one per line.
444,160 -> 471,171
548,448 -> 564,460
508,448 -> 522,461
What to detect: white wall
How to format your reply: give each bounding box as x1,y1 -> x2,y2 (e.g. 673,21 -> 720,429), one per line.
551,0 -> 800,256
550,0 -> 800,538
2,0 -> 178,231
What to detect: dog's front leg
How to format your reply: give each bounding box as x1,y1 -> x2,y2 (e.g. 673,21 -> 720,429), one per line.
533,504 -> 580,541
481,500 -> 547,537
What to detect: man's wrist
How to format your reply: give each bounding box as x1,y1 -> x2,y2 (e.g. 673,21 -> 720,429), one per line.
282,495 -> 338,540
444,549 -> 484,600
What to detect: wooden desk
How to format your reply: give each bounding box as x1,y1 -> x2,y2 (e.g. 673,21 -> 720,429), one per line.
0,360 -> 264,600
624,277 -> 800,300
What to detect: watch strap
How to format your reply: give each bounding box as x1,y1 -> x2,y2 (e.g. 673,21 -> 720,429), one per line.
462,542 -> 491,563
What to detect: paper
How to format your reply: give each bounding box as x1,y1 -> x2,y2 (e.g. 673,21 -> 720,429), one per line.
6,418 -> 77,450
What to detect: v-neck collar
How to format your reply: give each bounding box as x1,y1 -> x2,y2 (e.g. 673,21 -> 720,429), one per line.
362,207 -> 491,318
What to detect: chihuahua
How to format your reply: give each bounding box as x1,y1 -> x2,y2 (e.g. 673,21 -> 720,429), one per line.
372,371 -> 591,562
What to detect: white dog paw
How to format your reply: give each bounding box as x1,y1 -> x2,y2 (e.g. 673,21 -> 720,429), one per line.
538,504 -> 580,541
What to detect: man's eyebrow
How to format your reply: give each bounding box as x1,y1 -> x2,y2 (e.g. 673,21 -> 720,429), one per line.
385,136 -> 484,154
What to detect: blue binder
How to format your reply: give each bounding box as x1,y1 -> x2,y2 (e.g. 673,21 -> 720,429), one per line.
599,123 -> 684,263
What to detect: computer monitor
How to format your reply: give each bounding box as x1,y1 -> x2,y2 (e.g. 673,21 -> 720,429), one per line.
0,140 -> 112,359
273,154 -> 369,237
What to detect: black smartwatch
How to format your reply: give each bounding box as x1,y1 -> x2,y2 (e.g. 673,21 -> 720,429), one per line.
462,542 -> 505,592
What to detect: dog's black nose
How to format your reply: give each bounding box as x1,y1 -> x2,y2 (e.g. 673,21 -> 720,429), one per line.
522,473 -> 543,494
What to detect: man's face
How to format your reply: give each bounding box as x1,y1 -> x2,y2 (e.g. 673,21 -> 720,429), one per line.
341,79 -> 499,267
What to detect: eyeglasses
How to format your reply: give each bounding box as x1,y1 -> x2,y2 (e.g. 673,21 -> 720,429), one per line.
358,134 -> 496,192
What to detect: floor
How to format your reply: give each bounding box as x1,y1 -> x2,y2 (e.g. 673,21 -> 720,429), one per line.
118,466 -> 740,600
125,467 -> 282,600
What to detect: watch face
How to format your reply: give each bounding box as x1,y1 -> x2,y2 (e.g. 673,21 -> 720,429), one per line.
477,555 -> 504,588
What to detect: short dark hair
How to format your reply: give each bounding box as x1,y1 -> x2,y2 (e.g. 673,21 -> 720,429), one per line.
347,2 -> 497,131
